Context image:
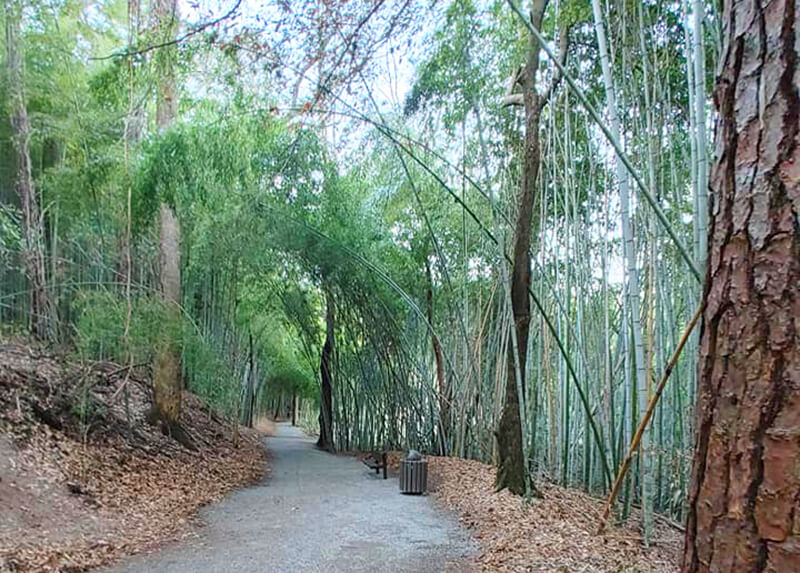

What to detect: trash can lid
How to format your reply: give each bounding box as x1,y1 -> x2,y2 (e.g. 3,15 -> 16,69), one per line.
406,449 -> 422,460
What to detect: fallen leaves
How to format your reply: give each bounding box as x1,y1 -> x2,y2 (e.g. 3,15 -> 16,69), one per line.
428,456 -> 681,573
0,340 -> 267,572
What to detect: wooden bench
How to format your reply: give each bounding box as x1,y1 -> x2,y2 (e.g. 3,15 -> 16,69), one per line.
362,452 -> 387,479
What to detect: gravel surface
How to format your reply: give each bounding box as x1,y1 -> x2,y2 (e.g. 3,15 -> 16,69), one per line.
108,423 -> 475,572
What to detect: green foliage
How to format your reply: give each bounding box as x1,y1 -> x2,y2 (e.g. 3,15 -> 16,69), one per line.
73,291 -> 180,365
404,0 -> 503,125
0,205 -> 21,265
1,0 -> 713,520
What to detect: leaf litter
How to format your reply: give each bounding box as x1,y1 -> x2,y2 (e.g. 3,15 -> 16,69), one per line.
427,456 -> 681,572
0,339 -> 266,572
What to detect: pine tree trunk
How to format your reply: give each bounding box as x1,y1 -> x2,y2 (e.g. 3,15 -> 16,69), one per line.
683,0 -> 799,569
4,0 -> 54,340
151,0 -> 183,432
317,290 -> 335,452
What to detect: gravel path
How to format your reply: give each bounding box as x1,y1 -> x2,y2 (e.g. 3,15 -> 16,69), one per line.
108,423 -> 475,572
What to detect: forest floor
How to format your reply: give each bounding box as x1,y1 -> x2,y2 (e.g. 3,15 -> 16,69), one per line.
1,337 -> 682,573
426,456 -> 682,572
0,338 -> 266,572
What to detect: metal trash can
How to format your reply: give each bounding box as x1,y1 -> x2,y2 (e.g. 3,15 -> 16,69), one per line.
399,450 -> 427,494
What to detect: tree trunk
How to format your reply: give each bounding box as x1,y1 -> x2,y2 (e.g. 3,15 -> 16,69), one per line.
692,0 -> 709,274
683,0 -> 799,570
317,290 -> 335,452
425,260 -> 448,454
495,0 -> 549,496
4,0 -> 54,341
124,0 -> 145,144
242,332 -> 255,428
151,0 -> 183,432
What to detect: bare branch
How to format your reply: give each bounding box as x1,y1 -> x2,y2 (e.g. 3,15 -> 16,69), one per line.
91,0 -> 243,61
540,24 -> 570,106
502,93 -> 525,107
501,66 -> 524,107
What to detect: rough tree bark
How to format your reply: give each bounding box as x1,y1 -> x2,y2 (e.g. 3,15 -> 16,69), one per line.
496,0 -> 564,496
683,0 -> 799,570
317,289 -> 335,452
151,0 -> 184,435
4,0 -> 55,340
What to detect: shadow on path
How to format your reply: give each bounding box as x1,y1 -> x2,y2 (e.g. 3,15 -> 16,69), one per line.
107,423 -> 475,572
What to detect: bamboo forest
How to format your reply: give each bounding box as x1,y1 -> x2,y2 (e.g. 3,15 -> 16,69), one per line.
0,0 -> 797,571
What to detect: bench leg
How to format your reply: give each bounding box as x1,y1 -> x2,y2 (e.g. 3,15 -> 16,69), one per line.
382,453 -> 387,479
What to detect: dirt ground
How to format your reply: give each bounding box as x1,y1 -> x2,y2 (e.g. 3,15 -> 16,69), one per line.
1,338 -> 684,573
0,340 -> 266,572
428,456 -> 682,572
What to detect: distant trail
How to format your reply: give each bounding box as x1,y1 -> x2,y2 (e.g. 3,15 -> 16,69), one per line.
108,423 -> 474,572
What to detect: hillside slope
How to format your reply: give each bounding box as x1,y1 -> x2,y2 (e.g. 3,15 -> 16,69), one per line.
0,339 -> 266,572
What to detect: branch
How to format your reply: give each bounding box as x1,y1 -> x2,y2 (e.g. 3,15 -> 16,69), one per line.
540,23 -> 570,106
502,93 -> 524,106
91,0 -> 243,61
501,66 -> 524,107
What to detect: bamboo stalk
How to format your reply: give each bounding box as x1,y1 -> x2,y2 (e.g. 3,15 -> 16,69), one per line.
597,305 -> 702,533
505,0 -> 702,283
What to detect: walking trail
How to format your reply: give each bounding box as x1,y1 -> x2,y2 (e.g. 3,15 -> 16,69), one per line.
108,423 -> 475,572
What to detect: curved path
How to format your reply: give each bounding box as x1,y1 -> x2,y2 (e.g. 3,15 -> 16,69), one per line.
109,423 -> 474,572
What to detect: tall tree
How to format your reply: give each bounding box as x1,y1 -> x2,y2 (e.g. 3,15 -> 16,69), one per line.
4,0 -> 54,340
496,0 -> 566,495
683,0 -> 799,570
692,0 -> 709,274
151,0 -> 183,433
316,288 -> 334,452
425,257 -> 448,454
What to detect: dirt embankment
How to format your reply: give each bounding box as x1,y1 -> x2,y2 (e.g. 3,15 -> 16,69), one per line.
0,339 -> 267,572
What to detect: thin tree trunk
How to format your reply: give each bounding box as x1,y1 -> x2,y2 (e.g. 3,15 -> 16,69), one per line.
425,260 -> 448,454
117,0 -> 144,287
4,0 -> 54,341
683,0 -> 799,570
692,0 -> 709,274
317,289 -> 335,452
495,0 -> 551,497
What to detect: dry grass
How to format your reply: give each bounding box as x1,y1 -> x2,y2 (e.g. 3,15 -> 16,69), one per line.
428,456 -> 681,573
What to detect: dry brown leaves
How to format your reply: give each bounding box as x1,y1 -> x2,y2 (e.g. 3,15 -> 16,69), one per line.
428,457 -> 681,573
0,340 -> 267,572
